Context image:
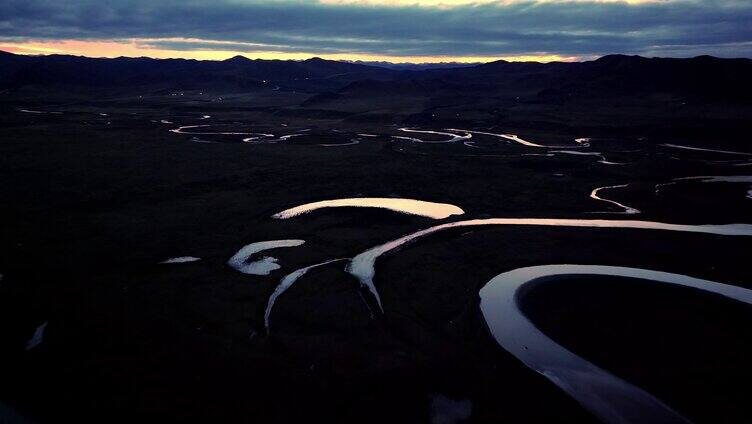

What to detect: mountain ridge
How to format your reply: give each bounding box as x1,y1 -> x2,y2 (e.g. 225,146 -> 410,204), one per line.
2,50 -> 750,109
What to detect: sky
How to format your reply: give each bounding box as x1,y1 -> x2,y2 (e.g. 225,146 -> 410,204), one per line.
1,0 -> 751,63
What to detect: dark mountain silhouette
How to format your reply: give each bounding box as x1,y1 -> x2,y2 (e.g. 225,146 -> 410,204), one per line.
400,54 -> 752,101
2,50 -> 750,102
2,50 -> 750,129
0,51 -> 396,91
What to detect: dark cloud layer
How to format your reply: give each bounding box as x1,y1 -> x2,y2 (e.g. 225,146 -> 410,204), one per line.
1,0 -> 751,58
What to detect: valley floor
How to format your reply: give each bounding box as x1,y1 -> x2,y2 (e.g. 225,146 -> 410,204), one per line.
1,100 -> 751,423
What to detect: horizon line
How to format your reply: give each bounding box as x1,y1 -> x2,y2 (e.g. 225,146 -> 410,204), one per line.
0,46 -> 582,64
2,49 -> 747,66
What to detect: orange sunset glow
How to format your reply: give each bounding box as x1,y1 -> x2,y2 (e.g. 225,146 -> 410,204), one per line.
0,39 -> 581,63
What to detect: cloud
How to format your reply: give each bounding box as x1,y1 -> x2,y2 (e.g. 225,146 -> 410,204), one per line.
1,0 -> 751,59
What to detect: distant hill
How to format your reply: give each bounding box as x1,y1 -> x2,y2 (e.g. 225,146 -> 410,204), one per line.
0,52 -> 397,92
2,51 -> 751,127
401,54 -> 752,101
2,51 -> 750,101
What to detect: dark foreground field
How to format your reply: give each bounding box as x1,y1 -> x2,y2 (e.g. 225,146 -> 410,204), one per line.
1,78 -> 752,423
